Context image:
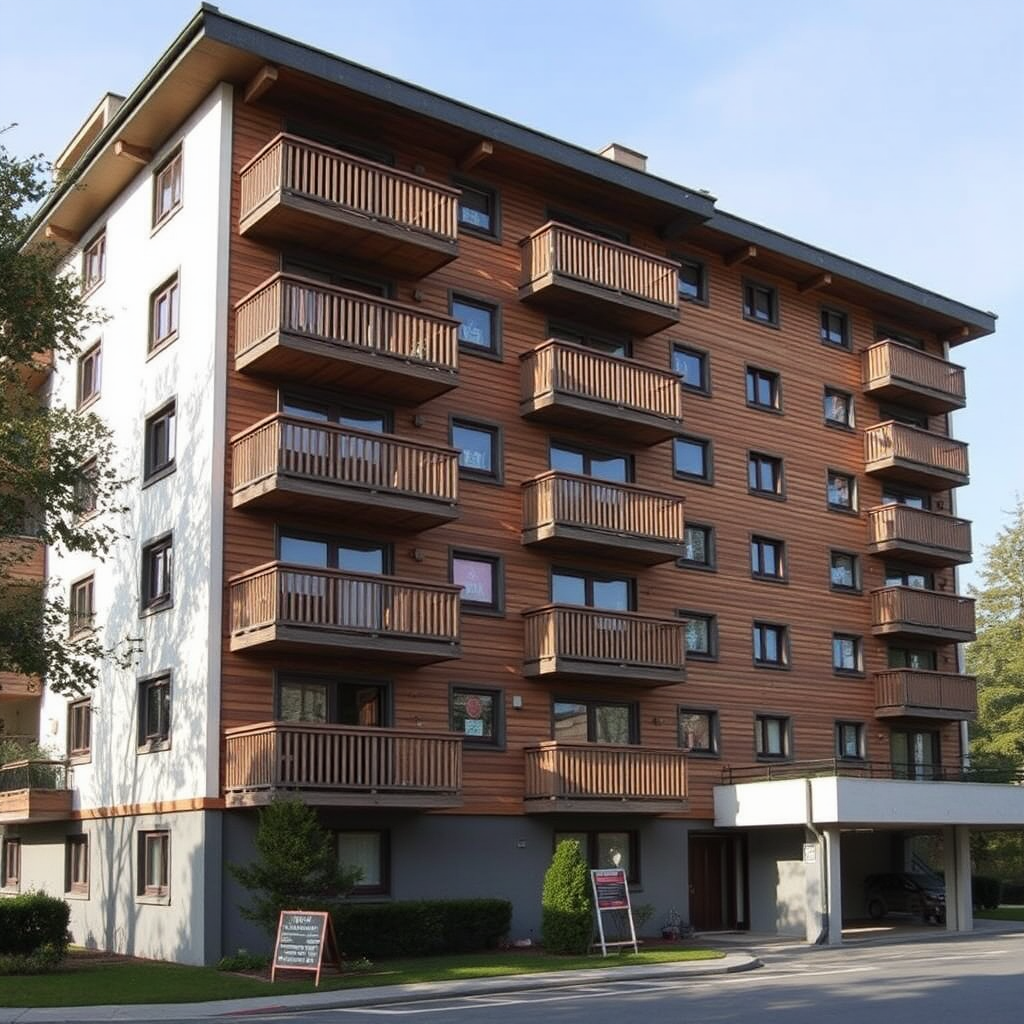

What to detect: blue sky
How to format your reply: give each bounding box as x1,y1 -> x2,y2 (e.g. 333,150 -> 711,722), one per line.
2,0 -> 1021,587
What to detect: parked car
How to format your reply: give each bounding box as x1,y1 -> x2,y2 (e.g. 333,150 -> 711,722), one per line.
864,872 -> 946,924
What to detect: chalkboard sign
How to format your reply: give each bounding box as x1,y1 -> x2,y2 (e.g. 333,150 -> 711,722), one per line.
590,868 -> 638,956
271,910 -> 340,986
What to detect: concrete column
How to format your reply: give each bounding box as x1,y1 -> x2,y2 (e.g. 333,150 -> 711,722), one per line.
824,827 -> 843,945
804,828 -> 823,944
943,825 -> 973,932
803,826 -> 842,945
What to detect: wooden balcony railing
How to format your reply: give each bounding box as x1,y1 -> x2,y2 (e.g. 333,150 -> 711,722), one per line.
862,341 -> 966,413
229,562 -> 461,662
231,413 -> 458,528
867,504 -> 972,565
870,586 -> 976,643
522,472 -> 684,563
0,759 -> 72,823
524,741 -> 687,812
522,605 -> 686,686
520,340 -> 683,444
223,722 -> 462,808
520,222 -> 679,334
874,670 -> 978,720
864,421 -> 969,488
238,134 -> 459,275
235,273 -> 458,402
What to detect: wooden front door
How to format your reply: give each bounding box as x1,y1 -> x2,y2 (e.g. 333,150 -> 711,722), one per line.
689,834 -> 745,931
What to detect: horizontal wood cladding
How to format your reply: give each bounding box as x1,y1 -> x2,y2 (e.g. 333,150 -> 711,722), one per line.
223,96 -> 970,822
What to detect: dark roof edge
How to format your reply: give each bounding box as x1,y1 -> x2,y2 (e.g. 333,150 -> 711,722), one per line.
708,210 -> 998,336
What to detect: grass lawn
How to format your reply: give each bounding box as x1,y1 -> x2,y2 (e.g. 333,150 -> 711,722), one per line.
975,906 -> 1024,922
0,947 -> 724,1008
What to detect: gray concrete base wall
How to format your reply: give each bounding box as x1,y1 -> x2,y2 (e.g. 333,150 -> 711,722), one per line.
746,827 -> 806,935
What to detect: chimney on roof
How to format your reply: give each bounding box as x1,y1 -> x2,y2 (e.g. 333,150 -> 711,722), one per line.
599,143 -> 647,173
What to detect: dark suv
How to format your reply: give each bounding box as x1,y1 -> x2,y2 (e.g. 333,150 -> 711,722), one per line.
864,872 -> 946,924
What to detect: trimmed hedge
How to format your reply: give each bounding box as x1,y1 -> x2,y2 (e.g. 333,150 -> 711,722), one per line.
0,892 -> 70,956
332,899 -> 511,957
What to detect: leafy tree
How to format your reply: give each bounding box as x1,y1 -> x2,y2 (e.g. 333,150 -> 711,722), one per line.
541,838 -> 593,954
0,138 -> 127,696
228,799 -> 360,938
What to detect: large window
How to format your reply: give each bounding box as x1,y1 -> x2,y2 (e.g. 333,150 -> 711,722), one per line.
149,275 -> 180,354
678,709 -> 718,755
144,400 -> 176,482
277,676 -> 385,726
753,622 -> 789,668
551,569 -> 632,610
743,279 -> 778,326
555,831 -> 638,884
279,533 -> 388,574
77,341 -> 101,408
673,435 -> 712,482
451,418 -> 501,481
549,441 -> 630,482
671,343 -> 710,395
65,835 -> 89,896
138,673 -> 171,751
451,550 -> 503,614
141,534 -> 173,613
1,839 -> 19,890
68,699 -> 91,761
553,699 -> 637,745
755,715 -> 791,758
138,830 -> 170,899
153,148 -> 182,228
891,729 -> 940,780
885,565 -> 933,590
751,536 -> 785,581
69,575 -> 95,637
887,647 -> 938,670
748,452 -> 783,497
450,687 -> 501,746
338,831 -> 389,895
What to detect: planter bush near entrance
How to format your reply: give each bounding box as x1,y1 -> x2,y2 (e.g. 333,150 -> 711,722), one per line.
541,839 -> 593,954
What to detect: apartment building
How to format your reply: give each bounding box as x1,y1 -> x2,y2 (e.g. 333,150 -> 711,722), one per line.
2,7 -> 1021,963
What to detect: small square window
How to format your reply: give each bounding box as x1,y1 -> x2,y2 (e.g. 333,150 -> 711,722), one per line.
149,275 -> 179,354
451,419 -> 501,481
153,148 -> 182,228
144,401 -> 176,482
2,839 -> 20,890
743,280 -> 778,326
451,294 -> 499,355
824,387 -> 854,427
673,436 -> 712,482
141,535 -> 173,613
753,622 -> 788,667
66,835 -> 89,896
676,257 -> 707,303
755,714 -> 790,758
77,342 -> 101,408
671,344 -> 709,395
451,687 -> 502,746
749,453 -> 783,497
751,536 -> 785,580
830,551 -> 860,591
338,831 -> 389,895
451,550 -> 502,614
69,575 -> 95,637
746,367 -> 780,410
138,673 -> 171,751
836,721 -> 864,760
679,610 -> 716,660
832,634 -> 862,674
680,524 -> 715,570
68,699 -> 91,760
456,181 -> 498,237
827,470 -> 857,511
138,830 -> 169,898
821,309 -> 850,349
82,232 -> 106,294
678,709 -> 718,755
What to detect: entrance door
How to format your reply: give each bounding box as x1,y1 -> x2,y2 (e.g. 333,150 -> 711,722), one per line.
689,834 -> 746,931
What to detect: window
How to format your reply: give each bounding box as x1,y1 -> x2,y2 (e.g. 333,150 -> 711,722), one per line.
451,294 -> 499,356
144,400 -> 176,482
748,452 -> 783,497
277,676 -> 385,726
885,565 -> 934,590
82,232 -> 106,293
153,148 -> 182,227
743,279 -> 778,326
827,470 -> 856,511
138,673 -> 171,751
551,323 -> 630,358
338,831 -> 389,895
141,534 -> 173,613
673,435 -> 712,482
281,393 -> 390,433
555,831 -> 638,883
279,533 -> 389,574
671,344 -> 709,395
1,839 -> 19,890
77,341 -> 101,408
821,308 -> 850,349
823,387 -> 854,427
891,728 -> 940,780
68,699 -> 91,760
679,611 -> 716,660
676,257 -> 707,304
69,575 -> 95,637
451,687 -> 501,745
149,275 -> 179,354
66,835 -> 89,896
830,551 -> 860,592
887,647 -> 938,670
553,699 -> 637,744
455,180 -> 498,238
880,402 -> 928,429
138,830 -> 169,898
755,715 -> 790,758
753,622 -> 788,667
451,550 -> 502,613
836,721 -> 864,760
680,523 -> 715,570
451,419 -> 500,481
549,442 -> 630,481
746,367 -> 780,410
751,536 -> 785,580
832,634 -> 863,673
678,709 -> 718,755
74,458 -> 98,519
551,569 -> 632,610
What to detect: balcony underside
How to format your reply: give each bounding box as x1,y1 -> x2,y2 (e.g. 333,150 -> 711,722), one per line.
0,789 -> 73,824
235,330 -> 457,405
870,621 -> 976,644
230,624 -> 461,664
520,393 -> 682,446
522,524 -> 683,566
524,796 -> 686,814
863,376 -> 966,415
864,457 -> 969,491
867,536 -> 971,567
522,655 -> 685,688
239,193 -> 458,278
225,787 -> 462,810
875,705 -> 977,722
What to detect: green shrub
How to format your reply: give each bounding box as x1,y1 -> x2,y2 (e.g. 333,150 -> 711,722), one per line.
217,951 -> 270,972
541,839 -> 593,954
0,892 -> 70,957
0,944 -> 66,975
972,875 -> 1001,910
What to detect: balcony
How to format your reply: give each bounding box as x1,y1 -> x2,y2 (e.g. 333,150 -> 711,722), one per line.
238,134 -> 459,276
521,472 -> 684,565
866,504 -> 972,566
520,340 -> 683,445
862,341 -> 966,414
870,586 -> 976,643
0,760 -> 72,824
231,414 -> 458,531
522,605 -> 686,687
229,562 -> 461,664
874,670 -> 978,721
235,274 -> 458,404
864,421 -> 969,490
524,741 -> 687,813
223,722 -> 462,809
519,222 -> 679,336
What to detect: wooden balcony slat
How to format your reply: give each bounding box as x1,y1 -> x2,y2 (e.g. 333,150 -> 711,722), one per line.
874,669 -> 978,721
862,341 -> 966,414
870,586 -> 976,643
866,504 -> 972,566
864,421 -> 969,489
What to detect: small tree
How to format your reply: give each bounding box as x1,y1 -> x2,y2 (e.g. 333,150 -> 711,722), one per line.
541,839 -> 593,954
228,798 -> 360,937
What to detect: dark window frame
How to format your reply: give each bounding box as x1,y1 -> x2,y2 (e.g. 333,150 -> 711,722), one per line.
678,707 -> 720,756
755,713 -> 792,759
750,535 -> 786,582
550,567 -> 636,611
552,697 -> 639,745
742,278 -> 779,328
449,290 -> 501,359
829,550 -> 862,593
449,548 -> 504,616
77,340 -> 102,409
68,698 -> 92,762
680,522 -> 716,571
279,387 -> 393,432
832,633 -> 864,675
673,434 -> 713,484
276,530 -> 393,575
678,609 -> 718,661
152,147 -> 183,229
753,621 -> 790,669
549,439 -> 633,482
1,838 -> 20,890
65,834 -> 89,896
69,573 -> 95,638
836,720 -> 865,761
823,386 -> 855,429
274,671 -> 391,726
137,830 -> 170,900
674,255 -> 709,305
453,176 -> 501,241
748,451 -> 785,499
137,672 -> 171,753
549,320 -> 632,359
820,307 -> 851,349
553,830 -> 640,885
143,399 -> 177,485
337,829 -> 391,896
450,416 -> 503,484
82,231 -> 106,295
671,342 -> 711,396
148,273 -> 180,356
141,532 -> 174,615
449,684 -> 504,748
745,365 -> 782,412
827,468 -> 857,512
